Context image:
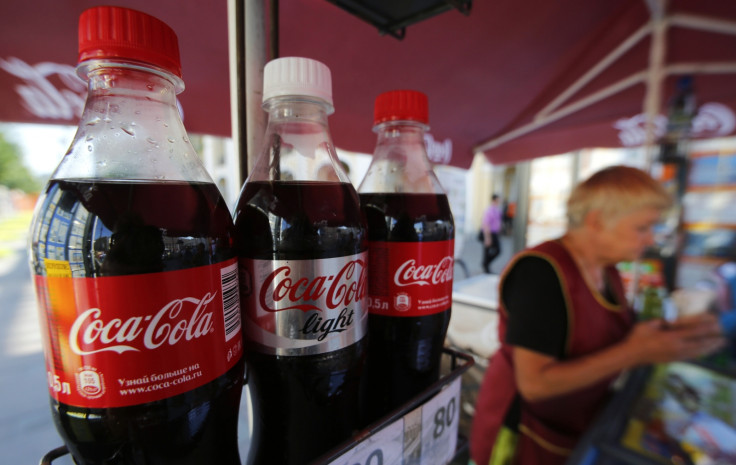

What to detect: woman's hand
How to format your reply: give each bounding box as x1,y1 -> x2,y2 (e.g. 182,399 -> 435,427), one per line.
513,313 -> 727,403
624,313 -> 726,365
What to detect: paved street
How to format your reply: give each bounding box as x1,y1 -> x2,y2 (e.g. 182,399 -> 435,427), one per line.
0,234 -> 61,464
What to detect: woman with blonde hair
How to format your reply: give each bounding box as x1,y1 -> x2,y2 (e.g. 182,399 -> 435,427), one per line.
470,165 -> 725,465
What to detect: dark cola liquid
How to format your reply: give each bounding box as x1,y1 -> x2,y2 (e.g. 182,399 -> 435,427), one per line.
233,180 -> 367,465
360,192 -> 453,422
29,179 -> 244,465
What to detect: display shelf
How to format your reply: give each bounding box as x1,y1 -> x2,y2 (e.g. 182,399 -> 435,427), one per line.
313,347 -> 475,465
40,347 -> 475,465
567,359 -> 736,465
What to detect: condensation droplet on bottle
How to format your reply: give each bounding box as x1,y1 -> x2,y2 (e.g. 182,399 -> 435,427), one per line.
182,136 -> 189,143
146,84 -> 154,91
147,138 -> 160,147
87,145 -> 93,152
167,138 -> 175,143
97,160 -> 107,167
85,135 -> 94,141
103,117 -> 112,124
135,110 -> 141,115
86,117 -> 101,126
121,125 -> 135,136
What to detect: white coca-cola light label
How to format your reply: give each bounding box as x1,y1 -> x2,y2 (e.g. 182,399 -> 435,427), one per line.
240,253 -> 368,356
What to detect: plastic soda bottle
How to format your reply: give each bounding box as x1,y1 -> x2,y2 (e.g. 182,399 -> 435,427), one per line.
233,57 -> 368,464
358,90 -> 455,422
28,6 -> 244,464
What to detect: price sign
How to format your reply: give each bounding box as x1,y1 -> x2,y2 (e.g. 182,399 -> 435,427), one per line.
327,377 -> 462,465
420,377 -> 460,465
328,418 -> 404,465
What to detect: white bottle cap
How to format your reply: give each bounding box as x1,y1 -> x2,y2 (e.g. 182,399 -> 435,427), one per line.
262,57 -> 334,113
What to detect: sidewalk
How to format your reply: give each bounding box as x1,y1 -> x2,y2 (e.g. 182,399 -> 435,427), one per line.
0,212 -> 59,464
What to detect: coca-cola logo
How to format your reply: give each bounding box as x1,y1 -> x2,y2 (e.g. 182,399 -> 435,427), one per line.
258,259 -> 367,312
394,256 -> 454,287
69,293 -> 217,355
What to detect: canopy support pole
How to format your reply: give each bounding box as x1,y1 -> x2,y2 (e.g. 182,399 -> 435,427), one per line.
536,24 -> 651,120
244,0 -> 269,178
511,161 -> 531,254
642,0 -> 667,168
475,0 -> 736,160
227,0 -> 246,185
670,13 -> 736,36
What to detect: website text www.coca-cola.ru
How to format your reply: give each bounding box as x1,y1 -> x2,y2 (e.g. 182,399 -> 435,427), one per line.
118,364 -> 202,396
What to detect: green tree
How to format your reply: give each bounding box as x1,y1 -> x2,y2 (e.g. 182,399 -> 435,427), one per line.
0,131 -> 40,193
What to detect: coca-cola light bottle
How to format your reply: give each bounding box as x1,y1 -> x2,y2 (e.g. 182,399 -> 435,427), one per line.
358,90 -> 454,422
233,57 -> 367,464
28,7 -> 244,464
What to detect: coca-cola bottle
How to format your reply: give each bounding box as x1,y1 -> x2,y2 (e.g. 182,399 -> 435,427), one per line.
358,90 -> 454,422
233,57 -> 367,464
28,7 -> 244,464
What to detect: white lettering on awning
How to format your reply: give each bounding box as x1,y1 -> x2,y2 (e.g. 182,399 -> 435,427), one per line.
614,102 -> 736,146
0,56 -> 85,120
424,133 -> 452,165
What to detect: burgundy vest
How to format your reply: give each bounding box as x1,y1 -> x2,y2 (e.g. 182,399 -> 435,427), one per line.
470,240 -> 635,465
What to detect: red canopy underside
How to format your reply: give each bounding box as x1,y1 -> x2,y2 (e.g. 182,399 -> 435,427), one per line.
1,0 -> 736,169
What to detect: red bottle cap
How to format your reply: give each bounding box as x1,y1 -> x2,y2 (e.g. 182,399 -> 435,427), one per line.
78,6 -> 182,79
374,90 -> 429,125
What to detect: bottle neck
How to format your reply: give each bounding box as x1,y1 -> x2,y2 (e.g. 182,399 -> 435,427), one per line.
373,120 -> 428,157
82,61 -> 181,110
249,96 -> 349,183
263,96 -> 332,126
358,120 -> 444,194
52,61 -> 209,183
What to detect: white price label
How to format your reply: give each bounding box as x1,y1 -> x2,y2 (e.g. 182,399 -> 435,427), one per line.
327,377 -> 462,465
329,418 -> 404,465
420,377 -> 460,465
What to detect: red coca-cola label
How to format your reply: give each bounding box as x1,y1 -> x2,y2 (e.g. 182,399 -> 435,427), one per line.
367,240 -> 454,317
240,253 -> 368,356
33,259 -> 243,408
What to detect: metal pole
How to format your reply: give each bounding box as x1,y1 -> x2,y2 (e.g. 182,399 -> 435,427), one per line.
244,0 -> 269,178
270,0 -> 279,60
227,0 -> 246,185
512,161 -> 531,253
643,0 -> 667,168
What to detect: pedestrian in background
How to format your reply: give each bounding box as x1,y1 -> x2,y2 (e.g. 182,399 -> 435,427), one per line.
482,194 -> 502,273
470,165 -> 725,465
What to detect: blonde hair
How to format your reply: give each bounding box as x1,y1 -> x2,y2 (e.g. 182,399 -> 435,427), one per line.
566,165 -> 672,229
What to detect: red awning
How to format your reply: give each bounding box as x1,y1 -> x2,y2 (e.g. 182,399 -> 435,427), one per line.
0,1 -> 231,139
2,0 -> 736,169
